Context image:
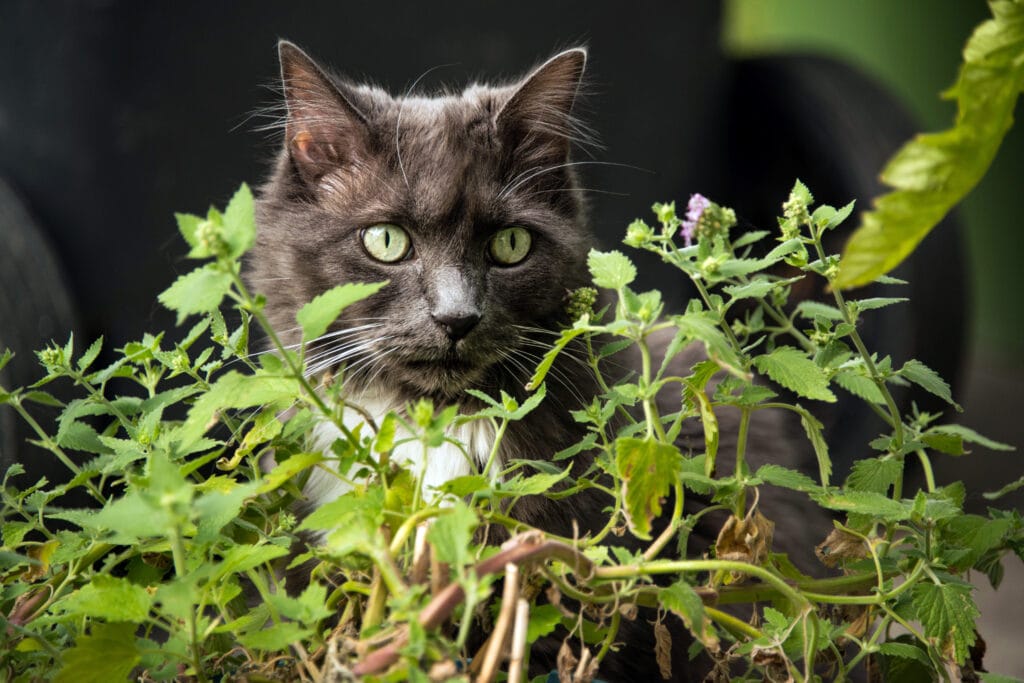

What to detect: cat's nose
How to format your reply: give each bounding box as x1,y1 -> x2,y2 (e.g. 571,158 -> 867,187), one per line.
432,311 -> 481,340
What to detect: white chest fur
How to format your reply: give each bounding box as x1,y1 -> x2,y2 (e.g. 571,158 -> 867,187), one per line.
302,390 -> 496,508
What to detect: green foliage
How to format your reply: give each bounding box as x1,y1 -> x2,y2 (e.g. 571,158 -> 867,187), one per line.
836,0 -> 1024,288
0,173 -> 1019,683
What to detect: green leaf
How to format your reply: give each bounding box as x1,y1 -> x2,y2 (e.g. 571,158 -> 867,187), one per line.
158,264 -> 234,325
55,622 -> 141,683
900,359 -> 960,409
527,327 -> 588,390
810,490 -> 910,521
980,674 -> 1024,683
846,456 -> 903,495
238,621 -> 313,651
722,278 -> 782,301
836,1 -> 1024,288
296,281 -> 388,343
427,500 -> 478,567
877,637 -> 935,683
526,604 -> 563,643
214,544 -> 290,580
89,492 -> 173,541
930,424 -> 1013,452
753,346 -> 836,402
177,371 -> 299,448
587,249 -> 636,289
732,230 -> 770,248
222,183 -> 256,258
794,301 -> 844,321
798,407 -> 832,487
850,296 -> 908,311
984,474 -> 1024,501
500,465 -> 571,497
77,337 -> 103,373
616,437 -> 682,540
912,581 -> 979,664
672,311 -> 743,371
59,574 -> 153,622
755,464 -> 819,493
834,370 -> 886,404
661,581 -> 718,649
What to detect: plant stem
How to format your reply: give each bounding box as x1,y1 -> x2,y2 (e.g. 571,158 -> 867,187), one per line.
811,239 -> 905,448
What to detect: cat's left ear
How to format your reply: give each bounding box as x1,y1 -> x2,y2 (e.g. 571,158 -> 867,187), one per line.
497,48 -> 587,163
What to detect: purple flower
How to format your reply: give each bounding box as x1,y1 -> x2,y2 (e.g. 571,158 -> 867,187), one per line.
681,193 -> 710,246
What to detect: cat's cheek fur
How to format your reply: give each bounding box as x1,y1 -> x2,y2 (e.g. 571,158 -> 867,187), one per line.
298,389 -> 497,512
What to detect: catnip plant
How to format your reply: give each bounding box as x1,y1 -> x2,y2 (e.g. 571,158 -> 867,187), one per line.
0,178 -> 1020,683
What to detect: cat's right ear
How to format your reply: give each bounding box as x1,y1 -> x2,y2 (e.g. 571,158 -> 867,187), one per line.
278,41 -> 369,188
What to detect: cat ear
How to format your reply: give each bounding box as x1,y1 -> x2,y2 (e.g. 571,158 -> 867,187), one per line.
497,48 -> 587,165
278,41 -> 370,187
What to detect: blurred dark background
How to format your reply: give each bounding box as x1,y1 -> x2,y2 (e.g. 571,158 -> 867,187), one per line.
0,1 -> 1020,673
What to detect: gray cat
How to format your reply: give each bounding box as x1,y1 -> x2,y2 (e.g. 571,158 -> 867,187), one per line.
249,42 -> 824,682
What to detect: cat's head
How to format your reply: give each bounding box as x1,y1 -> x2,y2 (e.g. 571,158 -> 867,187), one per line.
250,42 -> 592,400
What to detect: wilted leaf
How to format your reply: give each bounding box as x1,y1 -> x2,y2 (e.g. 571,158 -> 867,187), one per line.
616,437 -> 682,540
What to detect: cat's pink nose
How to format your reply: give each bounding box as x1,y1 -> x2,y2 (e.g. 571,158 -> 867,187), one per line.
432,311 -> 480,340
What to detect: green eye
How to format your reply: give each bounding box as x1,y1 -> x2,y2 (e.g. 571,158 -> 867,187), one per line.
362,224 -> 411,262
489,227 -> 532,265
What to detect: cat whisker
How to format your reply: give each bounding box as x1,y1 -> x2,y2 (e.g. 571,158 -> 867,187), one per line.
497,160 -> 649,200
396,63 -> 457,189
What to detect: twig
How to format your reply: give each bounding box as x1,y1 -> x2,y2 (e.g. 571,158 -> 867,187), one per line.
476,563 -> 520,683
352,534 -> 594,676
507,598 -> 530,683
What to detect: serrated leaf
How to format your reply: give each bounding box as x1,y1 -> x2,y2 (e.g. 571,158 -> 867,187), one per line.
158,264 -> 233,325
500,464 -> 570,496
672,311 -> 743,371
762,237 -> 806,264
222,183 -> 256,258
528,327 -> 587,390
755,464 -> 819,492
732,230 -> 770,248
878,641 -> 932,665
59,574 -> 153,622
54,622 -> 141,683
526,604 -> 563,643
661,580 -> 718,650
427,500 -> 477,567
824,200 -> 855,230
846,456 -> 903,495
722,278 -> 780,301
176,212 -> 204,250
753,346 -> 836,402
794,300 -> 845,321
811,490 -> 910,521
799,407 -> 832,487
177,371 -> 298,449
296,281 -> 387,343
930,424 -> 1013,452
238,621 -> 313,651
554,432 -> 598,461
77,337 -> 103,373
587,249 -> 636,289
900,359 -> 959,409
616,437 -> 682,540
55,420 -> 109,455
834,370 -> 886,404
912,581 -> 979,664
851,296 -> 908,311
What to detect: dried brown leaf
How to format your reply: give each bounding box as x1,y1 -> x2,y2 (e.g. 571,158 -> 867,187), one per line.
654,621 -> 673,680
715,507 -> 775,580
815,527 -> 867,568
